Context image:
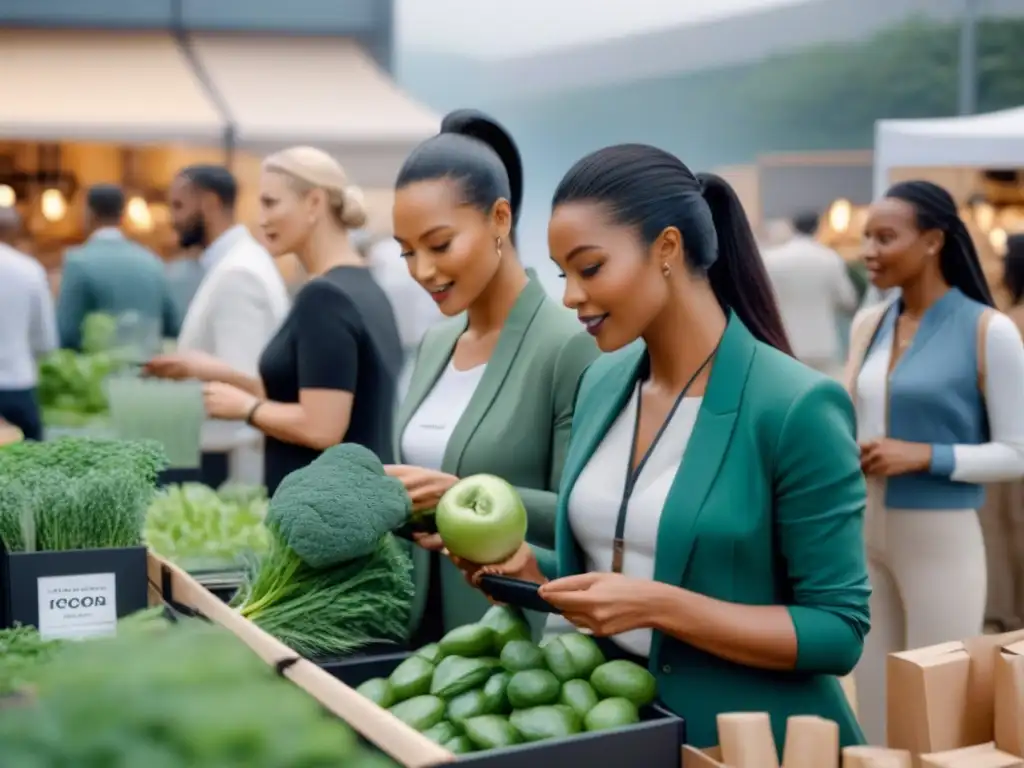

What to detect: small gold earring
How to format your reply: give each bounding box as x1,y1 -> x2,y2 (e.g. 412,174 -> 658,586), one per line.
661,262 -> 671,277
496,236 -> 502,258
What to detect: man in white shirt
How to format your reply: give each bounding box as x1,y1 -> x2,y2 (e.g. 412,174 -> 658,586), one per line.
762,212 -> 858,377
147,165 -> 290,485
0,207 -> 57,440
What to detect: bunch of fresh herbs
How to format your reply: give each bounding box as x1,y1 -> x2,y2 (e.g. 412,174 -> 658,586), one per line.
0,437 -> 167,553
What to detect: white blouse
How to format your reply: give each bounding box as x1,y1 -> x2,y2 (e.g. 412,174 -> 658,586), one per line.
400,363 -> 485,472
562,383 -> 702,658
855,312 -> 1024,483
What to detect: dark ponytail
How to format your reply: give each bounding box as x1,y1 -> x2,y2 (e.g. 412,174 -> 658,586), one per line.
886,180 -> 995,307
697,172 -> 793,355
1005,234 -> 1024,306
396,109 -> 523,241
552,144 -> 793,355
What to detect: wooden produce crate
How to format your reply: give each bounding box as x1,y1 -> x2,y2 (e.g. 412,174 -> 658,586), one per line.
146,551 -> 455,768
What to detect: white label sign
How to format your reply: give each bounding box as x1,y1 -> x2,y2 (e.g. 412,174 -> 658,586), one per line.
37,572 -> 118,641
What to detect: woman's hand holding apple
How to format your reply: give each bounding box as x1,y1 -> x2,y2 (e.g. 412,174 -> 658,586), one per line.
449,542 -> 547,589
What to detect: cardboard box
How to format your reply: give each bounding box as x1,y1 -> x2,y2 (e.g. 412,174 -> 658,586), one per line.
994,641 -> 1024,756
1,543 -> 148,640
683,746 -> 727,768
717,712 -> 780,768
920,743 -> 1023,768
842,747 -> 913,768
887,631 -> 1024,756
782,716 -> 839,768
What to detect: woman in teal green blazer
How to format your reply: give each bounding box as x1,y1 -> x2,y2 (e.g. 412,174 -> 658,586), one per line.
462,145 -> 870,751
387,110 -> 598,640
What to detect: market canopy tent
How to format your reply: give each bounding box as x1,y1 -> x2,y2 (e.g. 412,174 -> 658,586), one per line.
0,30 -> 225,145
873,106 -> 1024,197
188,34 -> 440,188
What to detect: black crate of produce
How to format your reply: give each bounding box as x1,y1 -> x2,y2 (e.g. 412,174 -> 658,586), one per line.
320,652 -> 686,768
0,543 -> 148,639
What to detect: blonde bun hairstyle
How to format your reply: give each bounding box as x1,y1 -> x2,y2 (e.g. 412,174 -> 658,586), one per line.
263,146 -> 368,229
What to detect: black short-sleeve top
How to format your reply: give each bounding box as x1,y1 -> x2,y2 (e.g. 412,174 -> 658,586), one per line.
258,265 -> 403,493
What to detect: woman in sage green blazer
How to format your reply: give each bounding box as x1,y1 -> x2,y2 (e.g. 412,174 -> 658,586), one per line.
461,145 -> 870,751
387,110 -> 598,639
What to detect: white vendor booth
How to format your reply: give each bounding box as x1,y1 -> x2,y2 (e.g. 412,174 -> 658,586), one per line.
873,105 -> 1024,198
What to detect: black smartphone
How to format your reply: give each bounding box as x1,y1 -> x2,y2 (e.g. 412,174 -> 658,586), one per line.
393,517 -> 439,542
478,575 -> 561,614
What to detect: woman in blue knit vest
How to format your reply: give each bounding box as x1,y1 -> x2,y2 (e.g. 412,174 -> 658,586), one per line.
845,181 -> 1024,743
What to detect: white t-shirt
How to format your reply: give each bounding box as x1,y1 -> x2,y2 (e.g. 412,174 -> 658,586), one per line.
401,362 -> 486,471
552,383 -> 702,657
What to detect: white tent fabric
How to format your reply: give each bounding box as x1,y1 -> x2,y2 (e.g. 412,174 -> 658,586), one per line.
873,106 -> 1024,197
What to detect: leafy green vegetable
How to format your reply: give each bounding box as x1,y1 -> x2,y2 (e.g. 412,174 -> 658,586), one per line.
145,483 -> 270,571
0,438 -> 167,552
37,349 -> 118,428
80,312 -> 119,355
0,619 -> 398,766
267,444 -> 411,568
0,625 -> 63,696
237,535 -> 413,659
234,444 -> 415,658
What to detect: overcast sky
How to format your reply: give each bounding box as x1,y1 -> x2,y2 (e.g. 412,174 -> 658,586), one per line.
396,0 -> 806,58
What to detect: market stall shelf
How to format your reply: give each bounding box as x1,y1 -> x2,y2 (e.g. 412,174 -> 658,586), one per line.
0,540 -> 148,639
322,652 -> 687,768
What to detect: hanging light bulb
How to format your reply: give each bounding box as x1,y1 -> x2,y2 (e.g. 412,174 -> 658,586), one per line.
972,199 -> 997,232
828,198 -> 853,234
126,196 -> 153,232
40,188 -> 67,222
990,228 -> 1008,254
0,185 -> 15,208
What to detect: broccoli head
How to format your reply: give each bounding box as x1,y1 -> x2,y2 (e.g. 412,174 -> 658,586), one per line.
266,443 -> 411,568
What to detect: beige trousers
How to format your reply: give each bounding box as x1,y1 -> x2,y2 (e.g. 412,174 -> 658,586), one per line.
854,483 -> 987,746
980,481 -> 1024,630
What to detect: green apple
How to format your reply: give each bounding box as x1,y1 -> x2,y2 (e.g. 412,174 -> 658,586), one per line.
435,474 -> 527,565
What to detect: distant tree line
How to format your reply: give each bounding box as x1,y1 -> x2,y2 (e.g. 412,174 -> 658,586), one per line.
493,16 -> 1024,172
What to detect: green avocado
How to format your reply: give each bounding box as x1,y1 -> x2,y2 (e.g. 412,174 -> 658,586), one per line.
355,677 -> 396,708
463,714 -> 523,750
500,640 -> 546,673
387,655 -> 435,702
584,697 -> 641,732
506,669 -> 561,709
590,660 -> 657,707
510,705 -> 582,742
439,624 -> 497,658
431,656 -> 498,699
558,679 -> 599,718
388,695 -> 446,732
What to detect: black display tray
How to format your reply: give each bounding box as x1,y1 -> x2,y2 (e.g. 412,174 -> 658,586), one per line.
0,543 -> 148,638
320,652 -> 686,768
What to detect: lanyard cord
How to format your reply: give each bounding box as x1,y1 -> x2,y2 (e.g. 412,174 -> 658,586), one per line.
610,342 -> 721,573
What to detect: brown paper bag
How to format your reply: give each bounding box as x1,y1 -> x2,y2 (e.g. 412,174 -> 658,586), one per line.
782,715 -> 839,768
683,745 -> 729,768
994,640 -> 1024,756
842,747 -> 913,768
920,743 -> 1024,768
717,712 -> 780,768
